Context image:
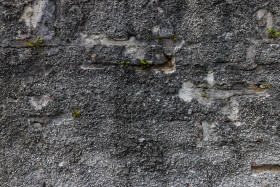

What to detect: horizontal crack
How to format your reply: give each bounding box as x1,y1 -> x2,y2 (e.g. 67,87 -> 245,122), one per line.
251,163 -> 280,173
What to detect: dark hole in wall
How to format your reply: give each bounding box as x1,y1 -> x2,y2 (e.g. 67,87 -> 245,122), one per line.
153,53 -> 175,71
248,84 -> 269,93
251,163 -> 280,173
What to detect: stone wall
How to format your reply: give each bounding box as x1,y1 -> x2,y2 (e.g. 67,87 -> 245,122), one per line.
1,0 -> 280,186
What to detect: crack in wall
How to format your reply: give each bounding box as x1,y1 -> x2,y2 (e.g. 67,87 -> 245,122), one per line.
80,33 -> 146,48
179,81 -> 269,106
252,163 -> 280,173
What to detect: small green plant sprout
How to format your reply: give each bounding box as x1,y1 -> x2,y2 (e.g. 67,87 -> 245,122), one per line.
147,36 -> 154,41
72,110 -> 81,119
201,92 -> 207,98
120,61 -> 130,67
201,84 -> 210,98
267,27 -> 280,39
139,59 -> 151,70
203,84 -> 210,92
25,36 -> 44,49
170,34 -> 177,41
157,35 -> 163,40
260,83 -> 270,89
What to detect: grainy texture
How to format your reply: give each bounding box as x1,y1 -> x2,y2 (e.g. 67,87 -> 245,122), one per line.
1,0 -> 280,186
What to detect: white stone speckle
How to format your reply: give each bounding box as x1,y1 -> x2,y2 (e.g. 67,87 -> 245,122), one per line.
20,0 -> 47,29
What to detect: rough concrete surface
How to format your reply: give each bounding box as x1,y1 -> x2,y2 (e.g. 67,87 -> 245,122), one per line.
1,0 -> 280,186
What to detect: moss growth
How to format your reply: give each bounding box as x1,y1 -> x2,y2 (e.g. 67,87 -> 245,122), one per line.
72,110 -> 81,119
139,59 -> 151,70
170,34 -> 177,41
25,36 -> 44,49
147,36 -> 154,41
261,83 -> 270,89
267,27 -> 280,39
157,35 -> 163,40
201,84 -> 210,98
120,61 -> 130,67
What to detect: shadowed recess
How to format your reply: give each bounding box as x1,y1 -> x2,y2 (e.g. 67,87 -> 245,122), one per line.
251,163 -> 280,173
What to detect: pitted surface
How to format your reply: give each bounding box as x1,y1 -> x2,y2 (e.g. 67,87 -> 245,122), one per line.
1,0 -> 280,186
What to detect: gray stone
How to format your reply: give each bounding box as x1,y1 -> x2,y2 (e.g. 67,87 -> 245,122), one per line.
1,0 -> 280,186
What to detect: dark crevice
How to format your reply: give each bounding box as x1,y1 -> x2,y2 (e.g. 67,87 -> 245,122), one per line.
251,163 -> 280,173
153,53 -> 175,71
248,84 -> 269,93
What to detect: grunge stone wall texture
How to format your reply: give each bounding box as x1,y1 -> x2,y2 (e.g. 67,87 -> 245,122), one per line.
1,0 -> 280,186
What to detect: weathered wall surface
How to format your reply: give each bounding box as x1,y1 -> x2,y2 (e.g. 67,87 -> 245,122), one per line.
1,0 -> 280,186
